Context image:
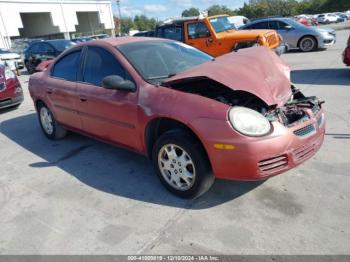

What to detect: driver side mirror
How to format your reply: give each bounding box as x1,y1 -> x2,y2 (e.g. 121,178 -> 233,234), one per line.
102,75 -> 136,92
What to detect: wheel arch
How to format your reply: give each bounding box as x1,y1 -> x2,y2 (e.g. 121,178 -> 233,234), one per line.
144,117 -> 210,162
298,34 -> 318,49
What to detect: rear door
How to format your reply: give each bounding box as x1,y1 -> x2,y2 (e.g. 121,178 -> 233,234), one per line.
47,48 -> 83,130
76,46 -> 140,150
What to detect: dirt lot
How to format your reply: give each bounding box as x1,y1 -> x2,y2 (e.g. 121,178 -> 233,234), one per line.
0,30 -> 349,255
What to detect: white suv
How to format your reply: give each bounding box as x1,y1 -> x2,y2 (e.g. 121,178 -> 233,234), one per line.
317,14 -> 338,24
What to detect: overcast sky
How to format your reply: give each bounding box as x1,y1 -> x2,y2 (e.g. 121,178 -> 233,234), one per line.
112,0 -> 247,20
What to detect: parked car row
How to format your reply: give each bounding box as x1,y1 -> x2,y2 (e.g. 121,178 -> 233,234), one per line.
72,34 -> 110,43
27,36 -> 326,198
134,15 -> 285,57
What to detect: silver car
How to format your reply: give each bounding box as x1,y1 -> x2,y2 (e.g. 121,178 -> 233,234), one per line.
241,18 -> 336,52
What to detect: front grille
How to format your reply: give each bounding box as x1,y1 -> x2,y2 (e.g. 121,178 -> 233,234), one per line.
294,124 -> 316,137
258,154 -> 288,173
265,33 -> 278,46
293,135 -> 323,162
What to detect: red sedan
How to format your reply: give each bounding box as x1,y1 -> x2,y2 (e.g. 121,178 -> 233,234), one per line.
28,38 -> 325,198
0,64 -> 23,109
343,34 -> 350,66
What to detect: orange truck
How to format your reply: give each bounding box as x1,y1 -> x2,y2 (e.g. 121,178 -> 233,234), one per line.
155,15 -> 285,57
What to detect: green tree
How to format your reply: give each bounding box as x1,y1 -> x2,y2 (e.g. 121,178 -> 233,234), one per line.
182,7 -> 200,17
207,5 -> 236,16
133,15 -> 157,31
114,17 -> 135,35
121,17 -> 135,34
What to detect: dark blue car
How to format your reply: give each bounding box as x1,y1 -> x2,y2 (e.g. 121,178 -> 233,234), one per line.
24,39 -> 75,74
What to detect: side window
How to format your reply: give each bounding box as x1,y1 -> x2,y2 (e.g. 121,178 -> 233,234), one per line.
251,22 -> 268,29
82,46 -> 126,87
278,21 -> 290,30
268,21 -> 279,30
52,50 -> 81,81
163,26 -> 183,41
187,22 -> 210,39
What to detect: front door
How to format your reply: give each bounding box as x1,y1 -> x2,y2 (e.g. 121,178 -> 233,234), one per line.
76,46 -> 141,151
185,21 -> 217,56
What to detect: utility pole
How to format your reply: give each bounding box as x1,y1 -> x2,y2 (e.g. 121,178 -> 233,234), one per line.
116,0 -> 122,36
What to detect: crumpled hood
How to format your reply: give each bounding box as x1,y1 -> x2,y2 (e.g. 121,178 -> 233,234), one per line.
165,46 -> 292,107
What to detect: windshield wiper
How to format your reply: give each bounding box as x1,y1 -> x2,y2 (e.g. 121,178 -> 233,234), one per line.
146,73 -> 176,80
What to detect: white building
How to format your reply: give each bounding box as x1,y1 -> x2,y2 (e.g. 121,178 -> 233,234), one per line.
0,0 -> 115,48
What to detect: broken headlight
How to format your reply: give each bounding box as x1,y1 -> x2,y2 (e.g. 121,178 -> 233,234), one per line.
229,106 -> 271,137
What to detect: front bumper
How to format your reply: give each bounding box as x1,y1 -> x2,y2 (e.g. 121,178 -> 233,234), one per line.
318,34 -> 336,48
191,109 -> 325,181
0,93 -> 24,109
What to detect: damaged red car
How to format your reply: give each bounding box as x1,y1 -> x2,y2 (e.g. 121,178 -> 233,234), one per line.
28,38 -> 325,198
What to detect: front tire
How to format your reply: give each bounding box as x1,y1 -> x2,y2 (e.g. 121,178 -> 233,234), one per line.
37,103 -> 67,140
152,129 -> 214,198
299,36 -> 317,52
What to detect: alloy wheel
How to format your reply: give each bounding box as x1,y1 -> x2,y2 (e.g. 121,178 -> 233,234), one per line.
158,144 -> 196,191
40,107 -> 54,135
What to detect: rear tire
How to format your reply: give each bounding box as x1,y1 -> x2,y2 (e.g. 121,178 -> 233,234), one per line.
37,103 -> 67,140
152,129 -> 214,198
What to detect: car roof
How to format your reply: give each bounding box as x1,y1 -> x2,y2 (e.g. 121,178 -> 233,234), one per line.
250,17 -> 289,23
79,37 -> 169,47
160,14 -> 229,26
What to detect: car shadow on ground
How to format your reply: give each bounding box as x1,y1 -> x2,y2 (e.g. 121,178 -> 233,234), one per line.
1,113 -> 264,209
291,68 -> 350,86
283,49 -> 327,55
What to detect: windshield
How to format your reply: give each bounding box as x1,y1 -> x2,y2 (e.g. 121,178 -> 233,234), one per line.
210,16 -> 236,33
50,40 -> 76,52
118,41 -> 213,83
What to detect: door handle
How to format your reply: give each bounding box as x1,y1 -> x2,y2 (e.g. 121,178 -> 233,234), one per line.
206,38 -> 213,46
47,89 -> 53,94
79,96 -> 87,102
